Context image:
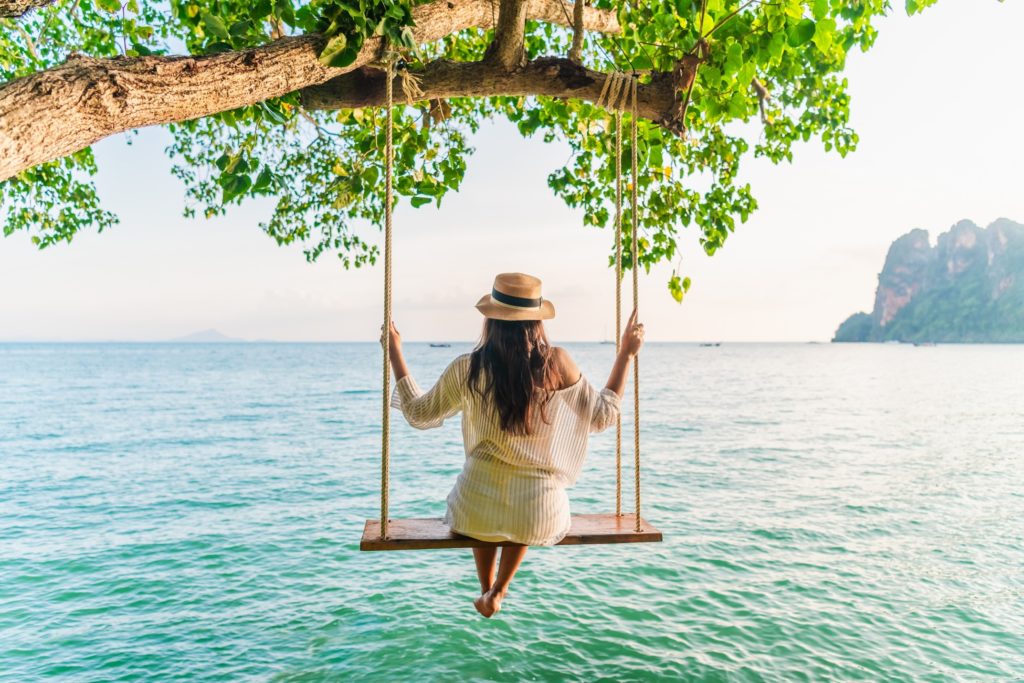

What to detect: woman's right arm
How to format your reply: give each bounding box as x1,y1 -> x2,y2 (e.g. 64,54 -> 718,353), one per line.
390,355 -> 466,430
382,321 -> 465,430
604,308 -> 645,397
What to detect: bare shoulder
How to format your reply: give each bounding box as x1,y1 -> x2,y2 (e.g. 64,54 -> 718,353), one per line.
551,346 -> 582,389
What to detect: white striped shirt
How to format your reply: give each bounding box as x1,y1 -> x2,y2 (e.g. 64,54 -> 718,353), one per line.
391,353 -> 621,485
391,353 -> 622,544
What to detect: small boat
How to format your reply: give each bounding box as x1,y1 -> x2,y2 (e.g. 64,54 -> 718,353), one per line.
429,343 -> 451,348
699,342 -> 721,347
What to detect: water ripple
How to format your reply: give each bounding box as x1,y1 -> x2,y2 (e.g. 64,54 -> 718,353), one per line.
1,342 -> 1022,681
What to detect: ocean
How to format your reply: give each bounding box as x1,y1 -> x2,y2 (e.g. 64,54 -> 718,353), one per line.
1,342 -> 1022,681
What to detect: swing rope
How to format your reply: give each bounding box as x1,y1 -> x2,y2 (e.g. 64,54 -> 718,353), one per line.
380,58 -> 396,540
598,70 -> 643,532
629,76 -> 642,533
613,108 -> 623,519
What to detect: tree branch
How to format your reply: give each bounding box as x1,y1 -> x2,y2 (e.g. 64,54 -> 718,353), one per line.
0,0 -> 53,17
484,0 -> 530,70
569,0 -> 584,63
0,0 -> 620,181
301,57 -> 699,132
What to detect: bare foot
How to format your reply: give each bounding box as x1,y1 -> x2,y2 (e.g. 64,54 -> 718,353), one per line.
473,589 -> 506,618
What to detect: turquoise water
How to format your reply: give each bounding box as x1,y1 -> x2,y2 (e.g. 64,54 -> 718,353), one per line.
1,342 -> 1022,681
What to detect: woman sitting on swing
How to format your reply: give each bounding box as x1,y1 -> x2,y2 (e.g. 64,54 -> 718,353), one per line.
384,272 -> 645,618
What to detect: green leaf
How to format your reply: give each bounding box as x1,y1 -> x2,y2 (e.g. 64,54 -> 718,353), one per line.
252,0 -> 273,19
787,19 -> 816,47
254,166 -> 274,191
318,33 -> 348,67
812,18 -> 835,52
768,31 -> 786,62
632,53 -> 653,71
323,42 -> 361,68
229,20 -> 252,39
399,26 -> 419,57
410,196 -> 432,208
724,42 -> 743,77
221,174 -> 252,202
260,101 -> 288,125
201,12 -> 230,40
205,42 -> 234,54
668,275 -> 683,303
275,0 -> 296,26
362,166 -> 379,187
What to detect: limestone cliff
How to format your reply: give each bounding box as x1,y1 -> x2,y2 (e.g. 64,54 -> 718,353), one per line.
833,219 -> 1024,343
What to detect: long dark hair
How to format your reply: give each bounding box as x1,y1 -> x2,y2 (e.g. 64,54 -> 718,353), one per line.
467,319 -> 561,436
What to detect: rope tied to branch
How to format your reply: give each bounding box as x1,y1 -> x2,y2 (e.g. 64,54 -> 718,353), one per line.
373,49 -> 424,105
596,70 -> 632,113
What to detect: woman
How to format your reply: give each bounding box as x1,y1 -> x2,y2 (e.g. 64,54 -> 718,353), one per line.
385,272 -> 644,618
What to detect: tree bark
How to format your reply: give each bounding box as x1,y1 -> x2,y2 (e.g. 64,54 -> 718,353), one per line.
0,0 -> 620,181
0,0 -> 52,17
569,0 -> 585,63
484,0 -> 530,70
301,57 -> 697,130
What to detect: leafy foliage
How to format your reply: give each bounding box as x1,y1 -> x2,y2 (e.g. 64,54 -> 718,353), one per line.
0,0 -> 948,296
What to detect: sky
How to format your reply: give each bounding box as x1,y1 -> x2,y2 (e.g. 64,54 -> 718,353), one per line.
1,0 -> 1022,343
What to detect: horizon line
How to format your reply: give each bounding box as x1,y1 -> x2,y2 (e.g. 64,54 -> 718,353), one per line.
0,339 -> 832,344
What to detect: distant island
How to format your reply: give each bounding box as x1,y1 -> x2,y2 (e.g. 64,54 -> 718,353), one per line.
833,218 -> 1024,343
170,329 -> 245,343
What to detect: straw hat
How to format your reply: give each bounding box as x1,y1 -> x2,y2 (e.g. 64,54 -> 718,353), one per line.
475,272 -> 556,321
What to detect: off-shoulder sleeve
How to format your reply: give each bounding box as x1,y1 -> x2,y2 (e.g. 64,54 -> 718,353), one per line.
562,376 -> 621,433
389,355 -> 468,430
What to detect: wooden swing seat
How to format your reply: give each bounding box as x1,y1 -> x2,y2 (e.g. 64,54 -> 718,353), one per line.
360,513 -> 662,551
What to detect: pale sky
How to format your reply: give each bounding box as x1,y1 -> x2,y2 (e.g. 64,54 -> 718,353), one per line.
1,0 -> 1021,342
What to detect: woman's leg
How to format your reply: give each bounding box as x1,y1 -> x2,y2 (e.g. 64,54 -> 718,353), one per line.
492,545 -> 528,597
473,545 -> 527,617
472,547 -> 497,593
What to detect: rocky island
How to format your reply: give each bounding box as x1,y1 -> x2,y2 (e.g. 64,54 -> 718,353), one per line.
833,219 -> 1024,343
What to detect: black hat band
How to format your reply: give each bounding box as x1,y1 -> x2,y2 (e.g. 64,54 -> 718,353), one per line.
491,287 -> 542,309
